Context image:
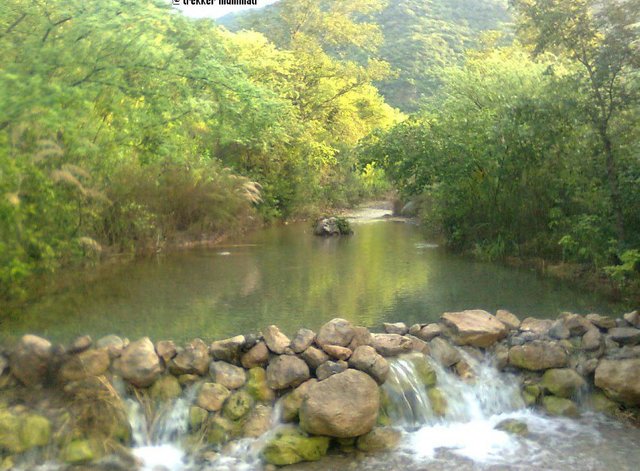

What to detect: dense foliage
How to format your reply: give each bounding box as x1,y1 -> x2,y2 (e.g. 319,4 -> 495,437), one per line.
363,0 -> 640,296
0,0 -> 397,301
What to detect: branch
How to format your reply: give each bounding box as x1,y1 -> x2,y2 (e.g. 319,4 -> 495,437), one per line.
1,12 -> 27,39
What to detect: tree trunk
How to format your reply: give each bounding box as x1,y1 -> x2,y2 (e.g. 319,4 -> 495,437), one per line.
600,126 -> 625,243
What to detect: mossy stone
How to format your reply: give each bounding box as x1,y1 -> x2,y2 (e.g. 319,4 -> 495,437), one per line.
262,428 -> 330,466
189,406 -> 208,431
206,416 -> 236,446
61,439 -> 95,464
427,387 -> 447,417
246,367 -> 275,402
150,376 -> 182,402
0,411 -> 24,453
542,396 -> 579,417
523,384 -> 542,406
20,415 -> 51,449
223,391 -> 253,421
590,392 -> 620,416
495,419 -> 528,436
408,355 -> 437,387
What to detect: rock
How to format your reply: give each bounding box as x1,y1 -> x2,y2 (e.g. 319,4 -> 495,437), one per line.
197,382 -> 231,412
585,313 -> 616,330
210,335 -> 246,365
581,328 -> 602,351
266,355 -> 310,390
189,406 -> 208,431
59,348 -> 110,382
548,320 -> 570,340
0,411 -> 24,453
589,392 -> 620,416
415,324 -> 442,341
356,427 -> 401,452
560,313 -> 592,336
455,359 -> 475,381
541,368 -> 586,398
206,416 -> 236,445
383,322 -> 408,335
241,341 -> 269,369
169,339 -> 209,376
300,369 -> 380,438
370,334 -> 413,356
150,375 -> 182,401
493,343 -> 509,370
9,335 -> 52,386
178,374 -> 200,386
313,217 -> 352,236
542,396 -> 578,417
441,310 -> 508,347
290,329 -> 316,354
262,427 -> 330,466
322,344 -> 352,361
496,310 -> 520,330
301,346 -> 330,370
577,358 -> 599,376
281,380 -> 317,422
156,340 -> 177,363
68,335 -> 92,354
595,358 -> 640,406
348,326 -> 373,350
408,323 -> 423,336
96,335 -> 125,358
316,318 -> 356,347
113,337 -> 162,388
316,361 -> 348,380
522,384 -> 542,406
349,345 -> 389,385
428,337 -> 461,367
495,419 -> 528,436
405,334 -> 430,354
61,440 -> 94,464
406,353 -> 437,387
243,404 -> 273,438
623,310 -> 640,327
263,325 -> 291,354
223,390 -> 254,420
20,415 -> 51,449
209,361 -> 246,390
519,318 -> 553,336
608,327 -> 640,346
427,387 -> 447,416
508,341 -> 568,371
246,367 -> 275,402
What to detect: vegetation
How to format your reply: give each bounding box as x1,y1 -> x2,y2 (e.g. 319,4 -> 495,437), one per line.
0,0 -> 396,301
363,0 -> 640,298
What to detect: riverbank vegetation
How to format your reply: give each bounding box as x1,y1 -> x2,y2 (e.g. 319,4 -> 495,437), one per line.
362,0 -> 640,301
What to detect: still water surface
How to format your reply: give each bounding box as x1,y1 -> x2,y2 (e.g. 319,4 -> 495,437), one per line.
1,217 -> 621,343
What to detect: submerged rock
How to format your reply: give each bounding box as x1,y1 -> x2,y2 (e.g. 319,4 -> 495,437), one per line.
300,369 -> 380,438
441,310 -> 508,347
542,396 -> 579,417
113,337 -> 162,388
495,419 -> 528,436
427,387 -> 448,417
262,427 -> 330,466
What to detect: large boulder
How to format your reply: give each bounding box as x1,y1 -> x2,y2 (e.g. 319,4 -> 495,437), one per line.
9,335 -> 53,386
263,325 -> 291,354
113,337 -> 162,387
348,345 -> 389,384
441,310 -> 508,347
59,348 -> 110,382
541,368 -> 586,398
595,358 -> 640,406
299,369 -> 380,438
370,334 -> 413,356
169,339 -> 209,376
508,341 -> 568,371
266,355 -> 310,390
316,318 -> 355,348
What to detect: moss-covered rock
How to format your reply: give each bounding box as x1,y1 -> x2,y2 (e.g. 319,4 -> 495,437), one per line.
262,427 -> 330,466
206,416 -> 236,446
0,411 -> 24,453
542,396 -> 579,417
150,375 -> 182,402
189,406 -> 208,431
427,387 -> 447,417
61,439 -> 95,464
407,354 -> 437,388
223,390 -> 253,421
19,415 -> 51,449
541,369 -> 586,398
356,427 -> 401,452
522,384 -> 542,406
495,419 -> 528,436
246,367 -> 275,403
589,392 -> 620,416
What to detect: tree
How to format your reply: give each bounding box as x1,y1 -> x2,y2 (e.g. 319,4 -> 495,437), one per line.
511,0 -> 640,244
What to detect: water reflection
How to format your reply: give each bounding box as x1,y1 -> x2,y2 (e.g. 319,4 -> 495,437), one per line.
1,221 -> 621,343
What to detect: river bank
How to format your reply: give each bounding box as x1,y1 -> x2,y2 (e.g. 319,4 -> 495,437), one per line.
1,309 -> 639,470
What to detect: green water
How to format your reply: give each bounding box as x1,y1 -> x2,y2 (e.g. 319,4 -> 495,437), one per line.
0,220 -> 622,344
